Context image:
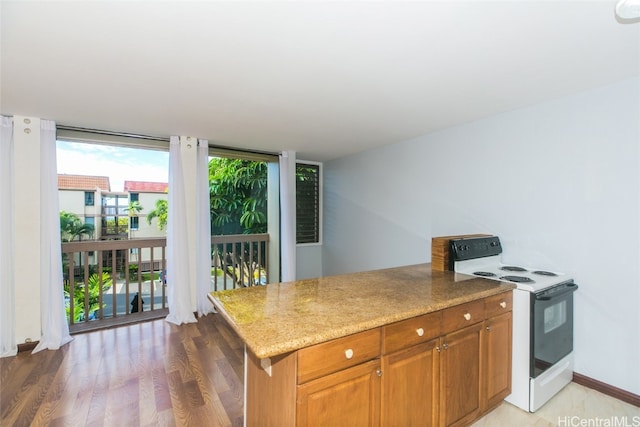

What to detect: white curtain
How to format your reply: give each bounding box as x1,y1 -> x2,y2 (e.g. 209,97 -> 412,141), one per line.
0,116 -> 16,357
33,120 -> 73,353
196,140 -> 214,317
279,151 -> 296,282
166,136 -> 197,325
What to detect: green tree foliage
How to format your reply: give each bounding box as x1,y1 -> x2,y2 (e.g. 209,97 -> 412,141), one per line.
60,211 -> 94,242
144,159 -> 268,235
125,200 -> 143,217
146,199 -> 168,230
209,158 -> 267,235
64,272 -> 113,322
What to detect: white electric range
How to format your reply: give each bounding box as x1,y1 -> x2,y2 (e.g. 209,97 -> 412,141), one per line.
450,235 -> 578,412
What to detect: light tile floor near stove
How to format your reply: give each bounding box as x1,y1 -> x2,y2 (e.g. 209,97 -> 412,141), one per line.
471,383 -> 640,427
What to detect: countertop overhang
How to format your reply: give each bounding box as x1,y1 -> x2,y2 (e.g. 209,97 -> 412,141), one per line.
208,263 -> 515,359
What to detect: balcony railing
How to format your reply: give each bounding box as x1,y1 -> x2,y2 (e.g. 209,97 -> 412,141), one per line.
61,233 -> 269,332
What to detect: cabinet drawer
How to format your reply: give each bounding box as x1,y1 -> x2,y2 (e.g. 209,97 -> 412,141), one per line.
442,300 -> 485,334
297,328 -> 381,384
382,312 -> 441,354
484,291 -> 513,318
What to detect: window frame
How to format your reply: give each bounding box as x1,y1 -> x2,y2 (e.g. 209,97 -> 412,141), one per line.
295,160 -> 322,246
84,191 -> 95,206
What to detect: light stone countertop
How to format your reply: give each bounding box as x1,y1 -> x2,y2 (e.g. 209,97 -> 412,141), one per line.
208,263 -> 515,359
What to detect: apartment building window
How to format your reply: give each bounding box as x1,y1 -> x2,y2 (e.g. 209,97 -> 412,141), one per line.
296,162 -> 321,244
130,216 -> 139,230
84,191 -> 94,206
85,216 -> 95,255
130,193 -> 139,202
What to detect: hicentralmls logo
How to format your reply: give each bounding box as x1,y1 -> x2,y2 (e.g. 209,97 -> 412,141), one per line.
557,416 -> 640,427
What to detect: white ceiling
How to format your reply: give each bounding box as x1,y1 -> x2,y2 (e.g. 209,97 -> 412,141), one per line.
1,1 -> 639,161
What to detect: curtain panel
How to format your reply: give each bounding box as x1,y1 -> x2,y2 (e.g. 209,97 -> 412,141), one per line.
166,136 -> 197,325
0,116 -> 16,357
279,150 -> 296,282
196,140 -> 214,317
33,119 -> 73,353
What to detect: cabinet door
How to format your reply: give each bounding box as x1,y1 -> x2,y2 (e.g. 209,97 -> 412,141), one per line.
297,359 -> 381,427
483,311 -> 513,411
381,339 -> 439,427
439,323 -> 482,427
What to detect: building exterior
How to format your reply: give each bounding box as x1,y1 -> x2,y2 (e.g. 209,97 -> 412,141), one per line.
58,174 -> 168,272
58,174 -> 110,240
123,180 -> 168,240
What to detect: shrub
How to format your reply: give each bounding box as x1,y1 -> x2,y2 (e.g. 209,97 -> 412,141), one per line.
64,272 -> 113,322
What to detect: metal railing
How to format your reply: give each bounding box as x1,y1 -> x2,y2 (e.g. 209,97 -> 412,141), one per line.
61,233 -> 269,330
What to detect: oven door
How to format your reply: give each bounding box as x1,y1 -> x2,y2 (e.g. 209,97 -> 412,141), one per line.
530,282 -> 578,378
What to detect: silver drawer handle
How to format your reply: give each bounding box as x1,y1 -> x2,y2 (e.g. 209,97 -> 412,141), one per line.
345,348 -> 354,359
416,327 -> 424,337
500,301 -> 507,308
463,313 -> 471,321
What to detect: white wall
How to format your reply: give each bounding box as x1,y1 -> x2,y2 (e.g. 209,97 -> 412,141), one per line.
323,77 -> 640,395
296,244 -> 323,280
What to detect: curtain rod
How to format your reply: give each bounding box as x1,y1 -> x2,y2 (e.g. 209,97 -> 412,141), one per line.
57,124 -> 169,142
57,124 -> 279,158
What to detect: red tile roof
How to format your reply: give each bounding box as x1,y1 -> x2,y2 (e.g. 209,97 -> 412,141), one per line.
124,181 -> 168,193
58,174 -> 111,191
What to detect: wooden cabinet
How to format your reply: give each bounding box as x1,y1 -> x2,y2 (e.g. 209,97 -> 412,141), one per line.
244,291 -> 513,427
298,328 -> 381,384
381,339 -> 440,426
439,323 -> 483,427
483,292 -> 513,412
380,311 -> 441,426
297,359 -> 381,427
297,329 -> 382,427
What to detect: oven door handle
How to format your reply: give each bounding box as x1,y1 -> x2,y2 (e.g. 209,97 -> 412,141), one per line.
535,283 -> 578,301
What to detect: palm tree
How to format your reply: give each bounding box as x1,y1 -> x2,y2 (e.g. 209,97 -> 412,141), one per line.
146,199 -> 168,231
60,211 -> 95,274
60,211 -> 95,242
125,201 -> 144,238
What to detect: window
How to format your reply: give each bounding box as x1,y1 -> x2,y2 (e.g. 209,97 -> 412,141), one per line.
85,217 -> 95,255
296,162 -> 321,244
130,193 -> 139,202
84,191 -> 94,206
130,216 -> 139,230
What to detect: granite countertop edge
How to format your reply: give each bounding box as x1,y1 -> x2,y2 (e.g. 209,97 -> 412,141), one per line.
208,264 -> 516,359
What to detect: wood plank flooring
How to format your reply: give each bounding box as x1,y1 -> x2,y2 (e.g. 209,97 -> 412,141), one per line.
0,314 -> 244,427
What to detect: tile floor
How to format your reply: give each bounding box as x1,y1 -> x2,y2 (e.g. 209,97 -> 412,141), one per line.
472,383 -> 640,426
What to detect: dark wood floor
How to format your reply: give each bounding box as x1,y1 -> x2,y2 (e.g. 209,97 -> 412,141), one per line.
0,314 -> 244,426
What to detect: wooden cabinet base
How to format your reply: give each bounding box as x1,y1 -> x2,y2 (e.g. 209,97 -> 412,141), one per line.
246,350 -> 297,427
244,291 -> 513,427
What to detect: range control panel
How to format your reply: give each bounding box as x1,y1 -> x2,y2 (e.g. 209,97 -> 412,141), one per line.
450,236 -> 502,261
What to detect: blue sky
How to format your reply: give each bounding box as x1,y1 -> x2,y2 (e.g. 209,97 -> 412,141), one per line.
56,141 -> 169,192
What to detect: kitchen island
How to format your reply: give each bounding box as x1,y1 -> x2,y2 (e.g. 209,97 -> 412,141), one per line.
208,263 -> 515,427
